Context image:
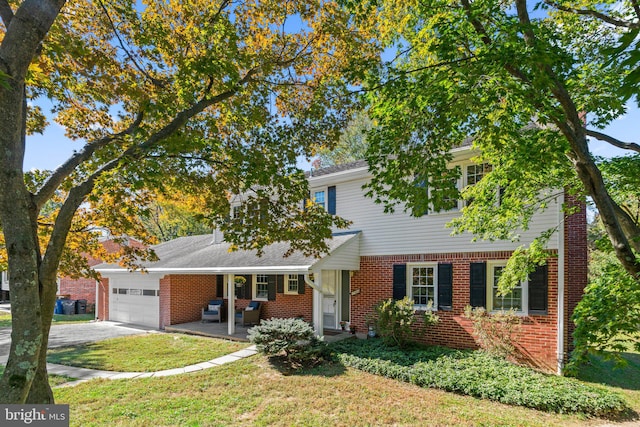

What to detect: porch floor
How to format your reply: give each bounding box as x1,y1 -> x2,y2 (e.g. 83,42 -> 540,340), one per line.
164,321 -> 354,343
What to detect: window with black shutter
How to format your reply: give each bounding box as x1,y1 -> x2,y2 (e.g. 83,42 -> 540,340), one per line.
528,264 -> 548,314
469,262 -> 486,308
298,274 -> 305,294
328,186 -> 337,215
267,275 -> 277,301
216,275 -> 224,298
392,264 -> 407,300
437,263 -> 453,310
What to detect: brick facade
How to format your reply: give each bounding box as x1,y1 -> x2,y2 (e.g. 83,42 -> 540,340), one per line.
157,274 -> 314,328
350,251 -> 561,372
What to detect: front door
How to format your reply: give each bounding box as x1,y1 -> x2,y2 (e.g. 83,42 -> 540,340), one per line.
322,270 -> 337,329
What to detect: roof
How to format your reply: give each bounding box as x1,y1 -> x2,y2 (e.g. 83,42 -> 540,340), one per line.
307,159 -> 368,177
94,232 -> 361,275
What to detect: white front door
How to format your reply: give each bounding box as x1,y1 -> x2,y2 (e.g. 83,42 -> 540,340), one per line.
322,270 -> 338,329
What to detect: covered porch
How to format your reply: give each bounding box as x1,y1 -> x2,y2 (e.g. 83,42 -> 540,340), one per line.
165,320 -> 355,343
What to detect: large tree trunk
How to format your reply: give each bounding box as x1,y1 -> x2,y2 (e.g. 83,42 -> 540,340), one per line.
0,0 -> 66,403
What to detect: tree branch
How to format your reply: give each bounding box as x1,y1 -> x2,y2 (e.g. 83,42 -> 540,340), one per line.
543,0 -> 640,29
585,129 -> 640,153
33,111 -> 144,210
0,0 -> 14,28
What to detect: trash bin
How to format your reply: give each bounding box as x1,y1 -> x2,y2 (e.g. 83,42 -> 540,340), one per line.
61,299 -> 76,315
75,299 -> 87,314
54,299 -> 63,315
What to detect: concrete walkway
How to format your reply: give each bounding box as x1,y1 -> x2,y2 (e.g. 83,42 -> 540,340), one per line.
53,345 -> 258,387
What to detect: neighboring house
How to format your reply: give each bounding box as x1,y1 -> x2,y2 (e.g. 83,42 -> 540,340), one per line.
65,237 -> 144,313
1,270 -> 9,301
94,147 -> 586,373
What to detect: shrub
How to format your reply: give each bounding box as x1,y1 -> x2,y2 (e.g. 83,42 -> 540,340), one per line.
372,297 -> 439,348
330,339 -> 627,417
464,306 -> 521,358
248,317 -> 328,368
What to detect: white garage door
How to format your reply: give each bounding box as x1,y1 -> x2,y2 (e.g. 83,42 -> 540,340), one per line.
109,275 -> 160,328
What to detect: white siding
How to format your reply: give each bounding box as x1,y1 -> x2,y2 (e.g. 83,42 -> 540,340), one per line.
312,173 -> 560,257
313,234 -> 361,271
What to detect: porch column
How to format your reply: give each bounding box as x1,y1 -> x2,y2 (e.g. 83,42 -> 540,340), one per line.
312,270 -> 323,336
227,273 -> 235,335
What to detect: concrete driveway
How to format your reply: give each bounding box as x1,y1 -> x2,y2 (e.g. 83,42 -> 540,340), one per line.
0,321 -> 154,360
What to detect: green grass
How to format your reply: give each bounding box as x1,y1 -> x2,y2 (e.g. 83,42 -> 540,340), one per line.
54,355 -> 622,427
0,365 -> 75,387
0,311 -> 94,328
52,313 -> 95,323
47,333 -> 250,372
0,311 -> 10,327
575,351 -> 640,416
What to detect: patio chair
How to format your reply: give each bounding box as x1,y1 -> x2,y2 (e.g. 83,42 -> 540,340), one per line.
202,299 -> 224,323
235,301 -> 262,326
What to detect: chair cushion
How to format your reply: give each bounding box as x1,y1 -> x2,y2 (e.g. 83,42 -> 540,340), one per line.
208,304 -> 220,312
245,306 -> 254,311
209,300 -> 223,306
248,301 -> 260,309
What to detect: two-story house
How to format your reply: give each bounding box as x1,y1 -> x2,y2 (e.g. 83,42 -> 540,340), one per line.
94,147 -> 586,373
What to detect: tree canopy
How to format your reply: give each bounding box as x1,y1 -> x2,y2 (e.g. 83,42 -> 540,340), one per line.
354,0 -> 640,285
0,0 -> 377,403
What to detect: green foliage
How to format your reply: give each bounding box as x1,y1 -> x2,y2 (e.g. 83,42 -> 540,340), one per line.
315,111 -> 372,167
372,297 -> 439,348
248,318 -> 329,368
331,339 -> 627,417
570,257 -> 640,369
464,306 -> 522,358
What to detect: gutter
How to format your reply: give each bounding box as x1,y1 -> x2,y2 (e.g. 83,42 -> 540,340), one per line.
557,192 -> 566,375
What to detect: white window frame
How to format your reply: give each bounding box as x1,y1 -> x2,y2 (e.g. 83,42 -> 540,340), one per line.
253,274 -> 269,301
285,274 -> 299,295
486,260 -> 528,314
313,190 -> 326,209
406,263 -> 438,311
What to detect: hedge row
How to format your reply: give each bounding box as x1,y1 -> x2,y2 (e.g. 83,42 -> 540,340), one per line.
330,340 -> 626,417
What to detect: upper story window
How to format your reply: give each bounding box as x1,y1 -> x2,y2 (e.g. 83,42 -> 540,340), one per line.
314,191 -> 325,209
466,163 -> 492,186
311,186 -> 336,215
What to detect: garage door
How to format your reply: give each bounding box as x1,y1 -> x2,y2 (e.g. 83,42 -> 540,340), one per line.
109,276 -> 160,328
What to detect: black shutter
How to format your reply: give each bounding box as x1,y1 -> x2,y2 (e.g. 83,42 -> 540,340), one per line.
298,274 -> 305,294
469,262 -> 486,308
277,275 -> 284,294
216,275 -> 224,298
240,275 -> 252,300
528,264 -> 548,314
392,264 -> 407,300
328,186 -> 337,215
268,275 -> 277,301
438,263 -> 453,310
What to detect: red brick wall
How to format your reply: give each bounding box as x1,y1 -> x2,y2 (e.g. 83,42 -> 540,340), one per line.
160,274 -> 218,328
158,274 -> 314,328
350,251 -> 560,372
96,278 -> 109,321
58,277 -> 96,306
564,195 -> 588,359
234,285 -> 313,322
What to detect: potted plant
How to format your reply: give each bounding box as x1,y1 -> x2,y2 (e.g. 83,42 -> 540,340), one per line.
339,321 -> 347,331
234,276 -> 246,287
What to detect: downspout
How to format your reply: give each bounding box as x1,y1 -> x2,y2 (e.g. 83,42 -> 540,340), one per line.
304,274 -> 322,293
557,192 -> 566,375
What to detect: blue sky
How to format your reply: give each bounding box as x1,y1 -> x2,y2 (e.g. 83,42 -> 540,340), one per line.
24,103 -> 639,172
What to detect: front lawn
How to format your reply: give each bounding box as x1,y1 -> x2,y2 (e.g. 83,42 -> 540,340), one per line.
0,311 -> 10,327
0,311 -> 94,328
54,355 -> 630,427
47,333 -> 249,372
0,365 -> 75,387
